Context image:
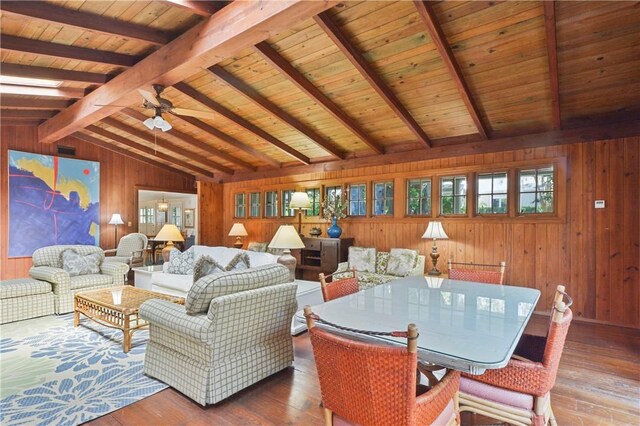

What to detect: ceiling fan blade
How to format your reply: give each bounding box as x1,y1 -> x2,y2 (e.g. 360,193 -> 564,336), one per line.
138,89 -> 160,107
172,108 -> 215,119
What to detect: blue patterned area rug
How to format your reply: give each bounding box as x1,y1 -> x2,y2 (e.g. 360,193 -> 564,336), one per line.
0,314 -> 167,425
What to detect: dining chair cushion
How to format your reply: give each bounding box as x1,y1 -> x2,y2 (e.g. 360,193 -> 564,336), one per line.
348,247 -> 376,273
460,376 -> 534,410
386,248 -> 418,277
167,247 -> 195,275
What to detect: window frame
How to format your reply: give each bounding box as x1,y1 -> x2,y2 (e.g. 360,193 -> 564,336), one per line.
517,165 -> 556,215
248,191 -> 261,218
439,175 -> 468,216
372,180 -> 394,217
406,177 -> 432,217
281,189 -> 295,217
305,188 -> 321,217
347,183 -> 367,217
234,193 -> 246,219
264,190 -> 278,218
476,171 -> 509,216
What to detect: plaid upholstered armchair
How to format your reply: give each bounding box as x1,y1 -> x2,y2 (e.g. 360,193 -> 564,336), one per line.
139,264 -> 297,405
29,245 -> 129,314
103,233 -> 148,268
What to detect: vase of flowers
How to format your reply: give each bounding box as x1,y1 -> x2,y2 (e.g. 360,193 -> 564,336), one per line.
321,192 -> 347,238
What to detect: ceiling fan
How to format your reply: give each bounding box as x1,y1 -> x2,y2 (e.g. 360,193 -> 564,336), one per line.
137,84 -> 215,132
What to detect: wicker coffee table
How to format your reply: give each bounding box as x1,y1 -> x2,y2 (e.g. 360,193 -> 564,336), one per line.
74,286 -> 184,353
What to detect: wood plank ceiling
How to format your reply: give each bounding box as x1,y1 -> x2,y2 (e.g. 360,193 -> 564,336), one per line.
1,1 -> 639,181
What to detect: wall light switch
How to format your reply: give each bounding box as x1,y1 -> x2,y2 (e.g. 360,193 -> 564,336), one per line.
595,200 -> 605,209
128,221 -> 132,227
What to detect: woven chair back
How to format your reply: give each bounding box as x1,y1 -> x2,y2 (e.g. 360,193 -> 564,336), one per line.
319,269 -> 359,302
308,325 -> 419,425
447,260 -> 506,284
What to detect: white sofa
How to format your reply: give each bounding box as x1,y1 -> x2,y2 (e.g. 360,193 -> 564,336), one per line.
151,245 -> 279,298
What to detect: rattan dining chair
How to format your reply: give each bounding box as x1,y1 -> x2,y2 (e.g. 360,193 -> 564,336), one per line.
447,260 -> 506,284
318,269 -> 359,302
458,285 -> 573,426
304,306 -> 461,426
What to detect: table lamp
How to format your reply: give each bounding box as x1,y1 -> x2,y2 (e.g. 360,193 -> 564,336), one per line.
289,192 -> 311,236
108,213 -> 124,247
228,223 -> 248,249
269,225 -> 306,282
155,223 -> 185,262
422,221 -> 449,276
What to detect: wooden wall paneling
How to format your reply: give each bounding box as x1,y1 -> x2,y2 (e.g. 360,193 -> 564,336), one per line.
594,140 -> 610,322
0,125 -> 195,280
622,138 -> 639,327
197,181 -> 223,247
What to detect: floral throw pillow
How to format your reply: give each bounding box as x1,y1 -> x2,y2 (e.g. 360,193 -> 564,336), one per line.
348,247 -> 376,273
386,248 -> 419,277
61,248 -> 101,276
193,255 -> 226,283
375,251 -> 390,274
167,247 -> 195,275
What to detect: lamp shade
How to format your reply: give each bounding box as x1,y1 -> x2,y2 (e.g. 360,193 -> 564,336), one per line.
289,192 -> 311,209
108,213 -> 124,225
228,223 -> 248,237
155,224 -> 184,242
269,225 -> 305,249
422,221 -> 449,240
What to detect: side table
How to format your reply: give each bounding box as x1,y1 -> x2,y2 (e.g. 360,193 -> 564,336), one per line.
132,265 -> 163,291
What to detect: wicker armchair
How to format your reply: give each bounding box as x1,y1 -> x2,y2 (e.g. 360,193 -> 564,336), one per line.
104,233 -> 148,268
304,307 -> 460,426
319,269 -> 359,302
447,260 -> 506,284
458,285 -> 573,426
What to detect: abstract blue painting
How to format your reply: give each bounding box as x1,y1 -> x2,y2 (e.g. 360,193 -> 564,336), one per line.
8,150 -> 100,257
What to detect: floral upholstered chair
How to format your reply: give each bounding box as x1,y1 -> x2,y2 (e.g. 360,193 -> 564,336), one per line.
104,233 -> 148,268
29,245 -> 129,314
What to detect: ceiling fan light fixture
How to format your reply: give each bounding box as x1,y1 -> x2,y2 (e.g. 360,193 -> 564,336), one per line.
159,120 -> 172,132
153,115 -> 164,127
143,117 -> 155,130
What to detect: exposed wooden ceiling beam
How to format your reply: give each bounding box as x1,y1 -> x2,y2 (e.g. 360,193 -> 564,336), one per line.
166,113 -> 282,168
225,120 -> 640,183
1,110 -> 57,119
208,65 -> 346,160
38,0 -> 338,144
1,63 -> 111,84
314,12 -> 432,149
173,82 -> 310,165
1,96 -> 71,110
254,41 -> 385,155
1,35 -> 140,67
73,132 -> 194,179
0,85 -> 85,98
413,1 -> 489,140
543,1 -> 561,130
100,116 -> 234,175
85,124 -> 214,178
163,0 -> 226,16
0,1 -> 172,46
120,108 -> 255,171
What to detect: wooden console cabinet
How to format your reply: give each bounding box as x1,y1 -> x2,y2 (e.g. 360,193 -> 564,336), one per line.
294,237 -> 354,281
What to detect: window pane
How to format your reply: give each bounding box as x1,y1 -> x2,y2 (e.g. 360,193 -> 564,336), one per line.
538,192 -> 554,213
454,177 -> 467,195
477,195 -> 492,213
520,171 -> 536,192
454,196 -> 466,214
441,179 -> 453,196
494,173 -> 508,193
493,194 -> 508,213
520,193 -> 536,213
538,169 -> 554,191
477,175 -> 492,194
374,199 -> 384,215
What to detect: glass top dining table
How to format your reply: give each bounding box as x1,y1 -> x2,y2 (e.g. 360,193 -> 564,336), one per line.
297,275 -> 541,375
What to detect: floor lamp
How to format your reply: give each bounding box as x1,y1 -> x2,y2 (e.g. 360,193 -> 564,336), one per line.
289,192 -> 311,236
109,214 -> 124,247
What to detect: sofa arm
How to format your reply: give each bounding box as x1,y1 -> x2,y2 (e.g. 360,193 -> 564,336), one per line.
29,266 -> 70,295
99,262 -> 129,284
139,299 -> 213,343
408,255 -> 426,276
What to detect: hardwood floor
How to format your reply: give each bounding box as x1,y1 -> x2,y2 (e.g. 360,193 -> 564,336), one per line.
88,315 -> 640,425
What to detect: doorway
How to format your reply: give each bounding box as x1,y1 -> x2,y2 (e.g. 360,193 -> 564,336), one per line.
137,190 -> 198,243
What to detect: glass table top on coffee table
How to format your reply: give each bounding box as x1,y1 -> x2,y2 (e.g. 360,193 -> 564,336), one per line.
297,275 -> 540,374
